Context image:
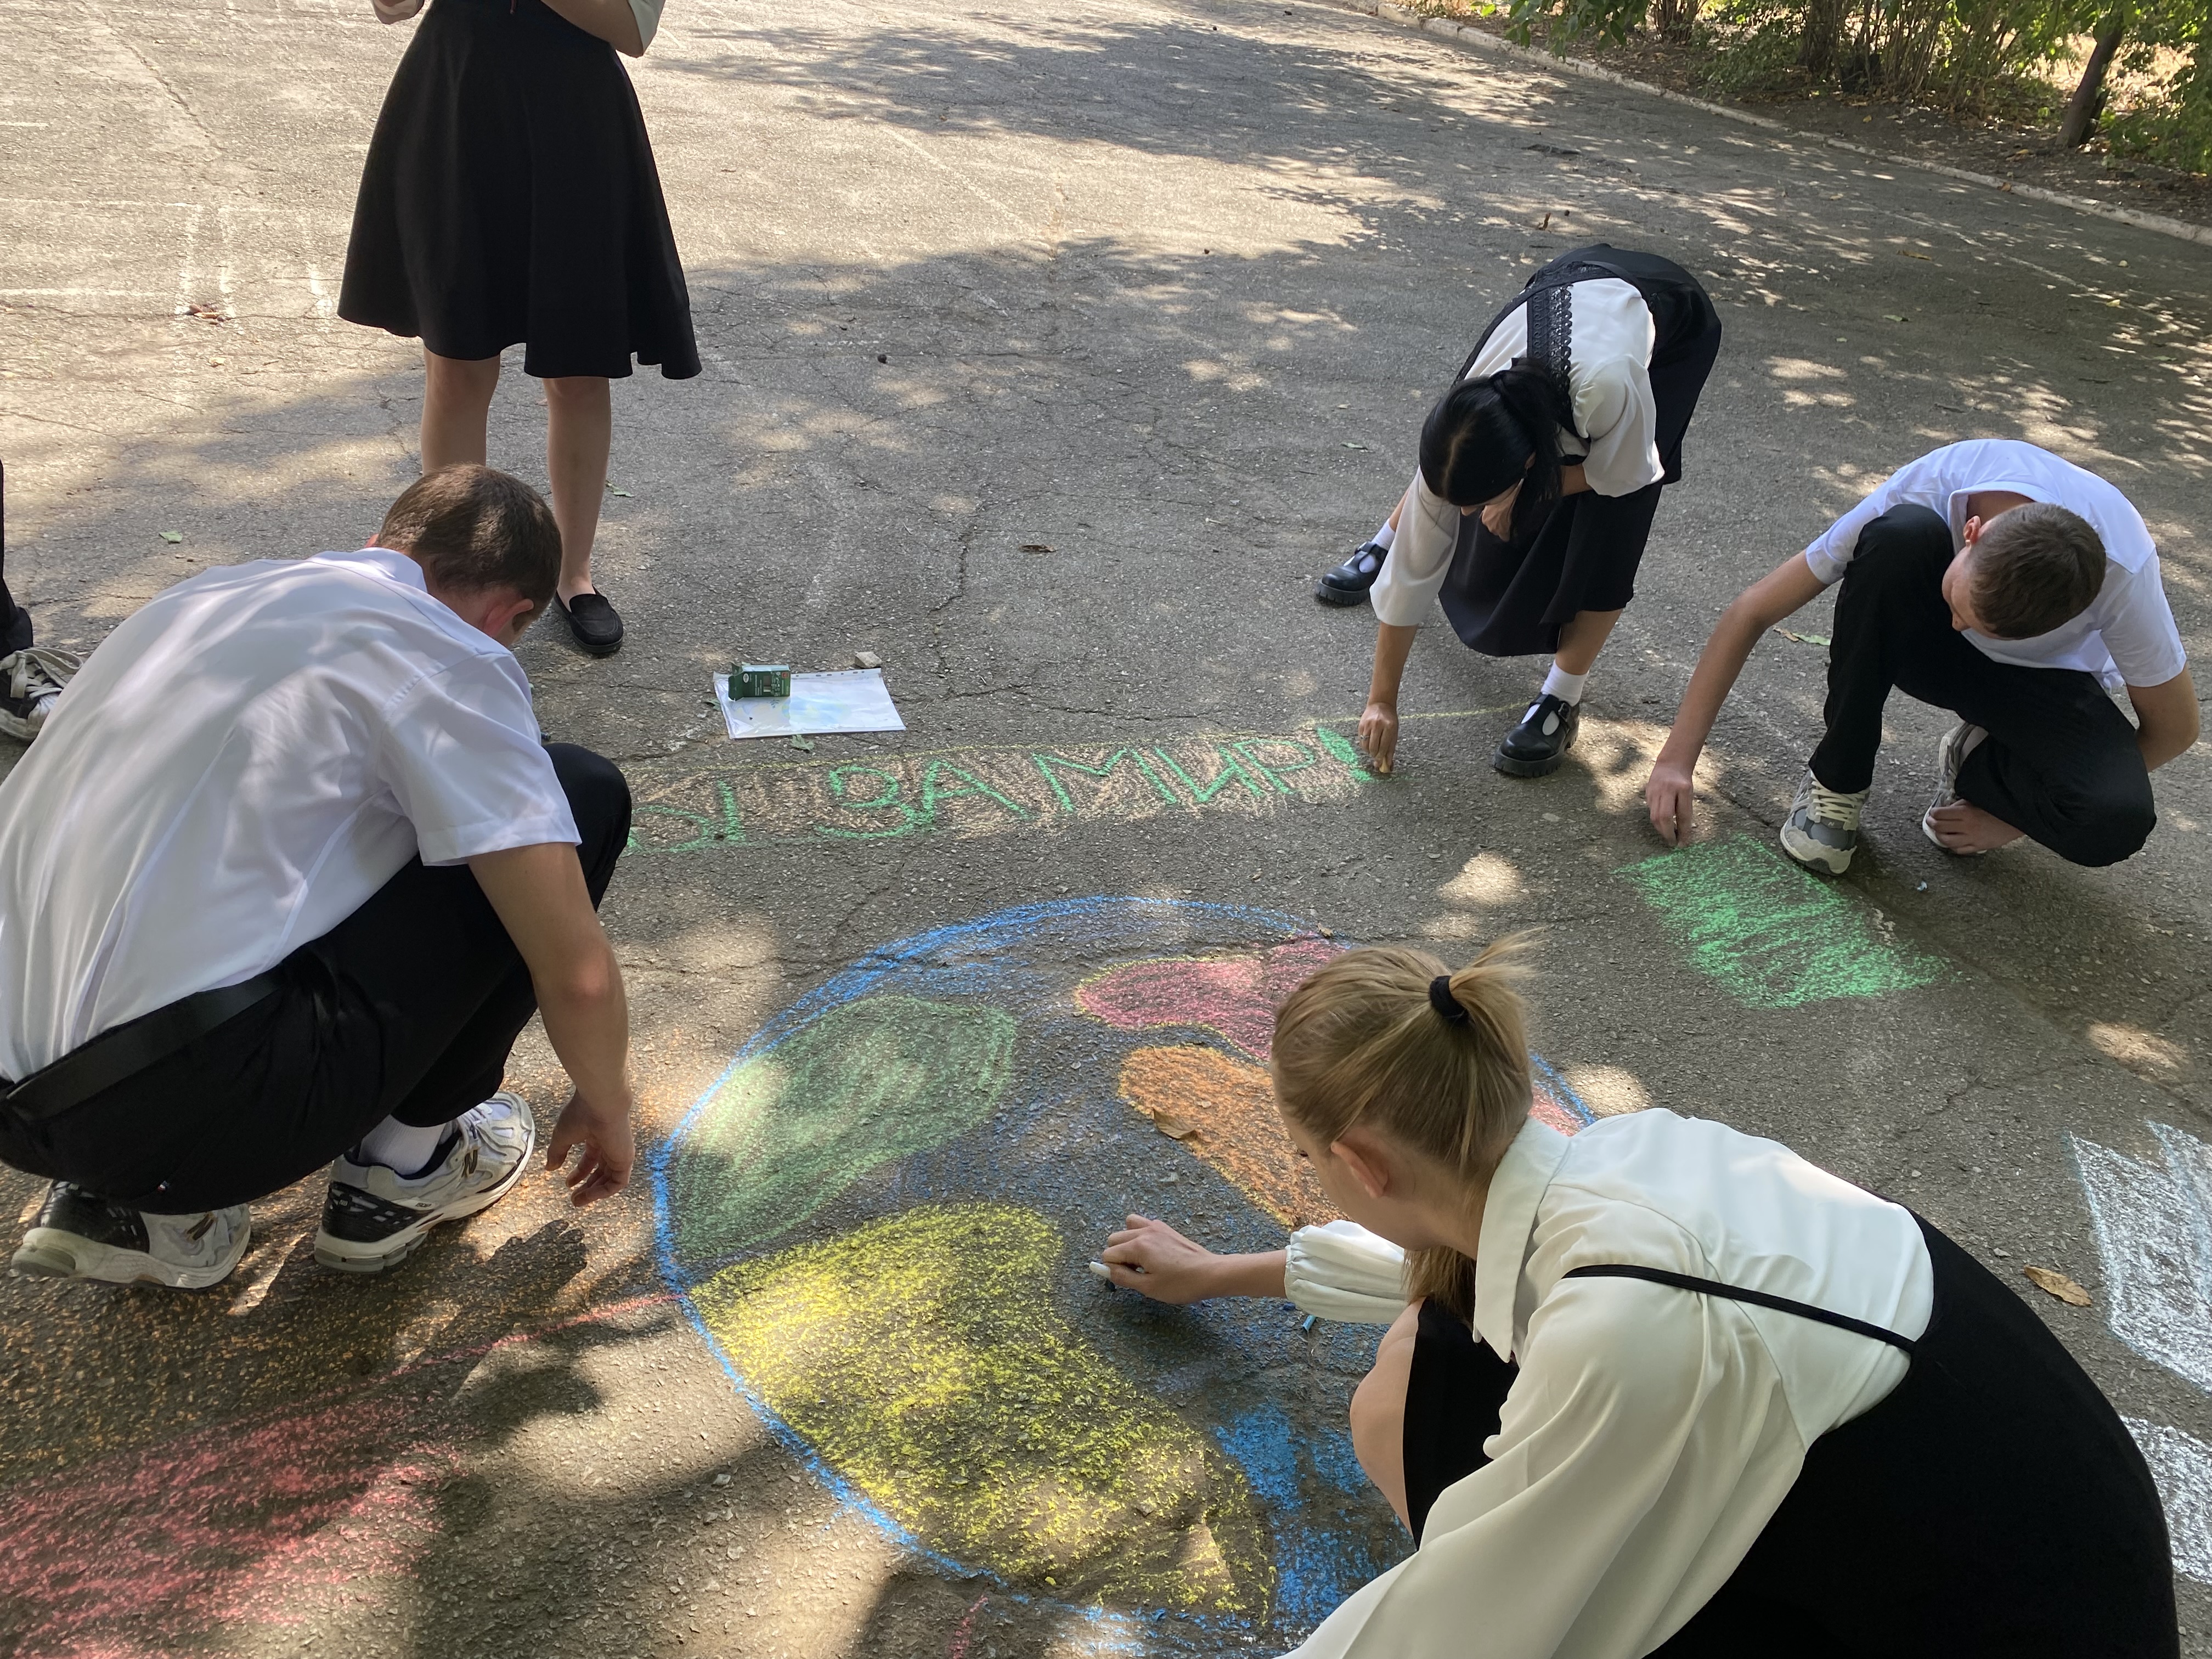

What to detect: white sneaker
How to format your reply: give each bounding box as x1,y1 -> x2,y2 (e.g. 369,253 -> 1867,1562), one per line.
1922,722 -> 1989,854
1779,769 -> 1871,875
9,1182 -> 250,1289
314,1092 -> 536,1273
0,646 -> 82,742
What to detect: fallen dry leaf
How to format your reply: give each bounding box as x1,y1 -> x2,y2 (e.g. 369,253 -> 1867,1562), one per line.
183,301 -> 224,325
1020,543 -> 1053,554
1149,1113 -> 1201,1143
2023,1265 -> 2092,1307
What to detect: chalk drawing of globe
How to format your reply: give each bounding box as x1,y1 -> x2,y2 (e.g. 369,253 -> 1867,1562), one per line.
652,898 -> 1597,1646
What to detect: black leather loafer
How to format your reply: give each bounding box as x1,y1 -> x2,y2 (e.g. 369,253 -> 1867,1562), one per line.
1315,541 -> 1388,606
1493,693 -> 1580,777
557,590 -> 624,657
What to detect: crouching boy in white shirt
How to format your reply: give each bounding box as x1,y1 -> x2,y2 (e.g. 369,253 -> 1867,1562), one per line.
0,465 -> 636,1288
1643,438 -> 2196,873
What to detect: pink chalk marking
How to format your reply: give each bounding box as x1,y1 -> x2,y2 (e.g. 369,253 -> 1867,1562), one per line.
945,1593 -> 990,1658
0,1290 -> 678,1656
1075,939 -> 1339,1060
1532,1090 -> 1582,1137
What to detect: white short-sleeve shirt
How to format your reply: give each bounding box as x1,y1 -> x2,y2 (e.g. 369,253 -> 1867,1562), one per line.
1370,279 -> 1663,628
1284,1110 -> 1933,1659
1802,438 -> 2186,691
0,547 -> 578,1079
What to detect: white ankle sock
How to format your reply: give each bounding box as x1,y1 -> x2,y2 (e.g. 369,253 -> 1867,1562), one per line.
1541,665 -> 1589,706
356,1116 -> 450,1178
1370,521 -> 1397,551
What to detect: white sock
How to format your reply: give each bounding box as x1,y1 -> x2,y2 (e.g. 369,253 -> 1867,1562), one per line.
356,1116 -> 450,1178
1541,664 -> 1589,706
1370,521 -> 1397,551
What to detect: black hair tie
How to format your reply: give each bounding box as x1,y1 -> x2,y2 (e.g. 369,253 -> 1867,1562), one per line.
1429,975 -> 1470,1025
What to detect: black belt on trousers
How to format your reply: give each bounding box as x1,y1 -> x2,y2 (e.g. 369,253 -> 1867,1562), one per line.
0,972 -> 284,1125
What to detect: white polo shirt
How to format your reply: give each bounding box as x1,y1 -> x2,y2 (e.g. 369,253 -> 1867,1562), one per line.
0,547 -> 577,1080
1284,1109 -> 1933,1659
1372,279 -> 1664,629
1802,438 -> 2186,691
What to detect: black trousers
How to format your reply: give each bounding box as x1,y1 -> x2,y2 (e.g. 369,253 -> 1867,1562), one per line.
1401,1219 -> 2178,1657
1806,504 -> 2154,867
0,744 -> 630,1213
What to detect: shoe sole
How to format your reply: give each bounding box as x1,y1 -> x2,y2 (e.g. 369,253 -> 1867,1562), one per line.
0,711 -> 41,742
1313,582 -> 1370,608
9,1222 -> 249,1290
313,1116 -> 537,1274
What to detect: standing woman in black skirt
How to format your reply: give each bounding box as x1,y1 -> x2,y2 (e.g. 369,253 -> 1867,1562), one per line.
341,0 -> 700,657
1324,246 -> 1720,779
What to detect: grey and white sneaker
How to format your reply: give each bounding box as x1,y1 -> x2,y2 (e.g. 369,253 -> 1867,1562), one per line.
9,1182 -> 250,1289
1779,770 -> 1871,875
0,646 -> 82,742
1922,721 -> 1989,854
314,1092 -> 536,1273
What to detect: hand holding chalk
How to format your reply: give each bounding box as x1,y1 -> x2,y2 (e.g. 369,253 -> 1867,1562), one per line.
1357,700 -> 1398,777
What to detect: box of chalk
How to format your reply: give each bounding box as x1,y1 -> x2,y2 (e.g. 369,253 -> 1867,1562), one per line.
734,664 -> 791,699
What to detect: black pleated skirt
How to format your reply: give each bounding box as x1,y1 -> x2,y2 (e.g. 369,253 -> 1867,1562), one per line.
1437,246 -> 1720,657
1401,1217 -> 2179,1658
339,0 -> 700,381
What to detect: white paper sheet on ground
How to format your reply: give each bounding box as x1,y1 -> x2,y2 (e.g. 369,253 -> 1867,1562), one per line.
713,669 -> 906,740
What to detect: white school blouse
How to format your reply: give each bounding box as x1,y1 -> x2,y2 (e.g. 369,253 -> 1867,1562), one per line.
1801,438 -> 2185,692
0,548 -> 575,1080
372,0 -> 667,53
1369,279 -> 1664,630
1283,1109 -> 1934,1659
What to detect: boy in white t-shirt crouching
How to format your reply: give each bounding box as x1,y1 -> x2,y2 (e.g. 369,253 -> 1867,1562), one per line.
0,466 -> 636,1289
1644,438 -> 2197,872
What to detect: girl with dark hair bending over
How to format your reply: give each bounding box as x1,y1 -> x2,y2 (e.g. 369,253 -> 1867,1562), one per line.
340,0 -> 700,658
1099,941 -> 2176,1657
1323,247 -> 1720,777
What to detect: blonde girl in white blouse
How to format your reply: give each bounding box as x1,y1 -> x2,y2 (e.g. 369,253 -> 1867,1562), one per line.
1099,940 -> 2175,1658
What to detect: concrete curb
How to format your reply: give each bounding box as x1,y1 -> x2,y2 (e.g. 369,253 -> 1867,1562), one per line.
1332,0 -> 2212,252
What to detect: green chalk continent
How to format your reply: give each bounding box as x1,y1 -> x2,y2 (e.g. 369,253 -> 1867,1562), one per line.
1618,835 -> 1945,1009
667,996 -> 1016,1265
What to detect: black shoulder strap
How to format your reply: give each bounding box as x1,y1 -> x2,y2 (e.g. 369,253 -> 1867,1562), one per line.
1562,1263 -> 1917,1355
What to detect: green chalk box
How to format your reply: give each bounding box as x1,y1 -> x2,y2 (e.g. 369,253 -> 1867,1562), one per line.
735,664 -> 791,699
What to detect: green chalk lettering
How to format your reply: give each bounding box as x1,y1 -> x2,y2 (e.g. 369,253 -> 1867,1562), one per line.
1311,724 -> 1370,774
1032,748 -> 1177,814
715,780 -> 746,845
819,765 -> 924,840
1151,746 -> 1268,806
1230,738 -> 1319,793
919,760 -> 1032,828
630,803 -> 724,855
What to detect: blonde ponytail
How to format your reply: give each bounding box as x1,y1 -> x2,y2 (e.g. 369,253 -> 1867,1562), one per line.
1271,936 -> 1534,1322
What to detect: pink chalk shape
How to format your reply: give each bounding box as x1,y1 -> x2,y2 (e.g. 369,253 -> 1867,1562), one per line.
1075,939 -> 1340,1060
0,1389 -> 453,1657
1531,1090 -> 1582,1137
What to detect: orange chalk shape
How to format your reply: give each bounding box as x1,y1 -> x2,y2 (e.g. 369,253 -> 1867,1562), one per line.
1118,1046 -> 1335,1228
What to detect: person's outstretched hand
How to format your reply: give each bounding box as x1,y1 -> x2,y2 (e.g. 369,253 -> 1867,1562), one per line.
545,1088 -> 634,1206
1358,699 -> 1400,776
1645,757 -> 1696,846
1479,483 -> 1520,540
1099,1215 -> 1228,1304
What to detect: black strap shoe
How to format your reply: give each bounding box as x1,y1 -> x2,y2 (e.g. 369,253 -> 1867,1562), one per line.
1315,541 -> 1389,607
1493,693 -> 1580,777
556,590 -> 625,657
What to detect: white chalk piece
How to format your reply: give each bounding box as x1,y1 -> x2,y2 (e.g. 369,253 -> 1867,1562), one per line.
1087,1260 -> 1115,1281
713,668 -> 906,742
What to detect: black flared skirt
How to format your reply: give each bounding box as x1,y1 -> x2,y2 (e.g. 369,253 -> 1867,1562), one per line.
1401,1217 -> 2178,1658
1437,246 -> 1720,657
339,0 -> 699,381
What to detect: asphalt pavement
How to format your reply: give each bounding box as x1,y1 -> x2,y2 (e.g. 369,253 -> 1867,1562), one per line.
2,0 -> 2209,1652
